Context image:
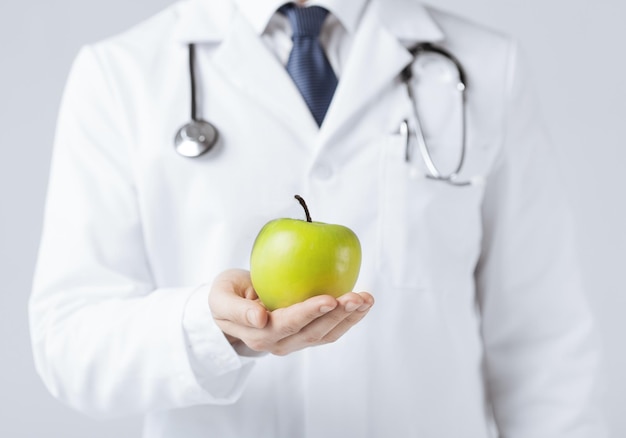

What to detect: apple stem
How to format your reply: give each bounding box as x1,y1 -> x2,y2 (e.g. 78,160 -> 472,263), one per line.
294,195 -> 312,222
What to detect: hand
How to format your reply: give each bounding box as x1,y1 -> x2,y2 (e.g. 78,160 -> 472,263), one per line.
209,269 -> 374,356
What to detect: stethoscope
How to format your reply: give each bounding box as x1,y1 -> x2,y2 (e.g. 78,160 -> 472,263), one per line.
174,44 -> 219,158
174,42 -> 472,186
400,42 -> 472,186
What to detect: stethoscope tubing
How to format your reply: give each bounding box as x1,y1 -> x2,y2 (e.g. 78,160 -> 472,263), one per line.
402,42 -> 470,186
189,44 -> 198,122
174,43 -> 220,158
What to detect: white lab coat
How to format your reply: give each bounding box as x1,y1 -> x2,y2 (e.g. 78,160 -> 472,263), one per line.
30,0 -> 605,436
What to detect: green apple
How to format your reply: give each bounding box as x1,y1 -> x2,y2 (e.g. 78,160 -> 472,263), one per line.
250,195 -> 362,311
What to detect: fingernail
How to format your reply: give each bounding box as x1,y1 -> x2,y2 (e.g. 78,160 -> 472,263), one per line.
357,303 -> 371,312
320,305 -> 335,314
246,308 -> 258,327
345,302 -> 360,312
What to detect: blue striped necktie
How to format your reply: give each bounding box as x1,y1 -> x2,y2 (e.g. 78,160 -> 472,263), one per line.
280,4 -> 338,127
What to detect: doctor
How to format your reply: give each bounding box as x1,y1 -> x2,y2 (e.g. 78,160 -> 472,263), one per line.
30,0 -> 605,437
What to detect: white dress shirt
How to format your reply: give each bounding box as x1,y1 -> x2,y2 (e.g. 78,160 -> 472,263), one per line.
236,0 -> 368,77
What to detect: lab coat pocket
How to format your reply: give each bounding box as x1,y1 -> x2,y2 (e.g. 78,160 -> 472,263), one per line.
377,134 -> 485,291
378,133 -> 429,290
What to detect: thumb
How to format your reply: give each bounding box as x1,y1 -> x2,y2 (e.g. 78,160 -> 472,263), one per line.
243,303 -> 269,329
209,269 -> 269,329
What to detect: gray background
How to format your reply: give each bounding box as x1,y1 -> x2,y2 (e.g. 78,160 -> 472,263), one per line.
1,0 -> 623,436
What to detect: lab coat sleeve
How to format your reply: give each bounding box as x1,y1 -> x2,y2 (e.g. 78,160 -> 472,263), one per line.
475,42 -> 606,437
30,45 -> 255,419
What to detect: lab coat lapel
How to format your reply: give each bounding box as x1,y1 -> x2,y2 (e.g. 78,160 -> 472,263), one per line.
320,0 -> 444,143
172,0 -> 229,43
173,0 -> 446,143
211,10 -> 320,139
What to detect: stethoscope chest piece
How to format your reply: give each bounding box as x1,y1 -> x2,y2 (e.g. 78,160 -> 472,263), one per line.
174,120 -> 219,158
174,43 -> 220,158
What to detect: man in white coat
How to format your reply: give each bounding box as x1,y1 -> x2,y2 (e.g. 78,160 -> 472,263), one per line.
30,0 -> 605,437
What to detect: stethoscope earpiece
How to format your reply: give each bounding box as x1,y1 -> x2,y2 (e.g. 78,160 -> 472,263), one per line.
174,120 -> 219,158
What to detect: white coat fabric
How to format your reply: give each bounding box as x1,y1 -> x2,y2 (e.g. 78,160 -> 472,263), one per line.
30,0 -> 605,437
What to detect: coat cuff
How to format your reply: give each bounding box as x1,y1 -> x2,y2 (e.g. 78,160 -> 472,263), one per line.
182,285 -> 258,404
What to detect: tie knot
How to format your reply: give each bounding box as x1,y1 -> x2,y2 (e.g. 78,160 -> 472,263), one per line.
280,4 -> 329,38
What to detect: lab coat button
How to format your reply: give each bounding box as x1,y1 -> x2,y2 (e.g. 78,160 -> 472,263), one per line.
312,163 -> 334,180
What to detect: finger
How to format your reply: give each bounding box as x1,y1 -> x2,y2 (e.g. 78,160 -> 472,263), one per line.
271,292 -> 369,355
311,292 -> 374,342
214,296 -> 268,329
214,319 -> 269,351
321,300 -> 373,344
267,294 -> 339,340
345,291 -> 375,311
336,291 -> 370,312
209,269 -> 268,329
215,294 -> 339,353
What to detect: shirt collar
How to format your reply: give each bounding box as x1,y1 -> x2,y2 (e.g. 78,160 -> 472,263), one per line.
233,0 -> 368,35
172,0 -> 444,45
